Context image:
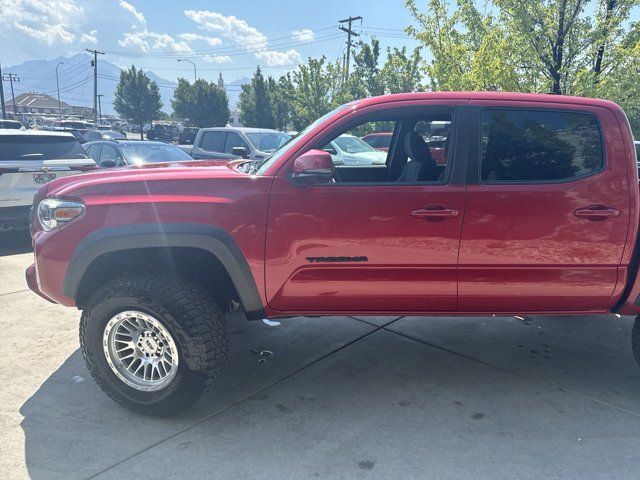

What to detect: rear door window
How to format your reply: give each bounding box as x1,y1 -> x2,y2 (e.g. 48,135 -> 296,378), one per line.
224,132 -> 248,154
481,109 -> 604,182
0,135 -> 88,160
199,131 -> 226,152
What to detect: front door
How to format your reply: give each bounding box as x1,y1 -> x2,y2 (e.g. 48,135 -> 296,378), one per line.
458,103 -> 631,312
265,104 -> 468,313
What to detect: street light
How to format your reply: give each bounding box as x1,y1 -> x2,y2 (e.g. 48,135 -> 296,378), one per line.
55,61 -> 64,119
177,59 -> 197,82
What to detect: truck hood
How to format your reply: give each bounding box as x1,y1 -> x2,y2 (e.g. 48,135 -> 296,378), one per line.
44,160 -> 254,198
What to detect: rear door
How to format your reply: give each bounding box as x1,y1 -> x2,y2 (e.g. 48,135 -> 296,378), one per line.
0,134 -> 95,208
458,102 -> 630,312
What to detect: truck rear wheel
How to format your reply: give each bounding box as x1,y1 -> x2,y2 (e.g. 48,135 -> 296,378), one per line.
79,274 -> 228,416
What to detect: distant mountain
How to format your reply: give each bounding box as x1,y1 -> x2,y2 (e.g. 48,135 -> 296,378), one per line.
4,53 -> 175,116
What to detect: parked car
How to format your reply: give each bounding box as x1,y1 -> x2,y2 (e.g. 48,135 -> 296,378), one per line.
27,92 -> 640,416
84,140 -> 194,168
324,134 -> 387,165
146,124 -> 179,142
0,130 -> 95,230
178,127 -> 199,145
0,119 -> 25,130
82,129 -> 127,142
361,131 -> 393,151
190,127 -> 291,161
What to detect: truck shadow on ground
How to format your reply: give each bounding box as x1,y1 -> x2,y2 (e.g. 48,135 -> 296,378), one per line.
19,314 -> 640,479
0,230 -> 32,256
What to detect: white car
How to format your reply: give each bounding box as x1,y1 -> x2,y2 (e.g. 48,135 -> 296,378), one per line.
325,134 -> 388,166
0,130 -> 96,231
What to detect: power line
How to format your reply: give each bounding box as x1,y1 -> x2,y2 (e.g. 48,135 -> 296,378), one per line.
104,26 -> 338,57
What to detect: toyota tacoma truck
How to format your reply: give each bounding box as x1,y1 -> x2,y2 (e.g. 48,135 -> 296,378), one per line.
27,92 -> 640,416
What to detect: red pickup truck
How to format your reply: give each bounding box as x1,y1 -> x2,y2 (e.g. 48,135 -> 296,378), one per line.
27,92 -> 639,416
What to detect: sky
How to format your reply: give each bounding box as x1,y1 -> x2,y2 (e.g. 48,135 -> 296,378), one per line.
0,0 -> 421,84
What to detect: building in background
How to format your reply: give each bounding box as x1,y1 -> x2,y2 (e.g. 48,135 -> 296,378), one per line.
9,92 -> 95,119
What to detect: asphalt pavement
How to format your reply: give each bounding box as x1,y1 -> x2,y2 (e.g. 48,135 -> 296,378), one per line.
2,231 -> 640,479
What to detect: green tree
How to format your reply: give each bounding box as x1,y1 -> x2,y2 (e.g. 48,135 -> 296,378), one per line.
406,0 -> 640,134
114,66 -> 162,139
381,46 -> 423,94
171,78 -> 229,128
239,67 -> 276,128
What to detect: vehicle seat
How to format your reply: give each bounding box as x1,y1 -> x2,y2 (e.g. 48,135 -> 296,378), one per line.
397,131 -> 442,182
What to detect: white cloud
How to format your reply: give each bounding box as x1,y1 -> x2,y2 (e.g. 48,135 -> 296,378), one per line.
292,29 -> 315,43
184,10 -> 267,51
203,55 -> 232,64
184,10 -> 302,67
118,0 -> 145,26
119,30 -> 192,54
80,29 -> 98,44
255,49 -> 301,67
178,33 -> 222,47
0,0 -> 95,46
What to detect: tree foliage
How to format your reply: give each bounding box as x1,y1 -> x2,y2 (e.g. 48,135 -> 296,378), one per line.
114,66 -> 162,139
405,0 -> 640,133
171,78 -> 229,128
239,40 -> 423,131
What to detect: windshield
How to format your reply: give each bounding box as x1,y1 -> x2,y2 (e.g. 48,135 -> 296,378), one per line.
251,104 -> 350,175
121,144 -> 193,164
0,135 -> 88,160
334,135 -> 375,154
246,132 -> 291,153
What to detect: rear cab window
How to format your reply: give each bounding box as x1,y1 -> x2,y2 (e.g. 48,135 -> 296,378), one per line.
0,135 -> 88,160
199,131 -> 226,152
480,109 -> 604,183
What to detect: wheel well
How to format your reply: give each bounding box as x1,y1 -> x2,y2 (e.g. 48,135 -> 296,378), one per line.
75,247 -> 238,309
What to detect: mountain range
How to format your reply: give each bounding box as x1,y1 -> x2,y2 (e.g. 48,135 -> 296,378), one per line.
3,53 -> 248,116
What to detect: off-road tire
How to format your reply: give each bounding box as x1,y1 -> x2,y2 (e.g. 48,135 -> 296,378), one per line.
80,274 -> 228,416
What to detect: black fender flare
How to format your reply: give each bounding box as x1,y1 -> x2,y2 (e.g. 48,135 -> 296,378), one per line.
63,223 -> 265,320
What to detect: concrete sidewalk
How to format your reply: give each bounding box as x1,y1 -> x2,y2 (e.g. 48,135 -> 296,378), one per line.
2,244 -> 640,479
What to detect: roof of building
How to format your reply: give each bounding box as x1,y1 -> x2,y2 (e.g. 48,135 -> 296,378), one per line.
13,92 -> 71,110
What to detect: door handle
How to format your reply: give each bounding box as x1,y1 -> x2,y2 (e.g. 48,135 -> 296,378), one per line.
574,205 -> 620,220
411,205 -> 459,219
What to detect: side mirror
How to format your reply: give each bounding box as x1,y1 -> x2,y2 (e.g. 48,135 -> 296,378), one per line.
100,159 -> 116,168
232,146 -> 250,159
291,149 -> 334,186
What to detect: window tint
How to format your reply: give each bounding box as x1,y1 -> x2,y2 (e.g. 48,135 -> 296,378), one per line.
200,131 -> 226,152
0,135 -> 88,160
224,132 -> 247,154
99,145 -> 119,164
481,109 -> 603,182
378,135 -> 392,148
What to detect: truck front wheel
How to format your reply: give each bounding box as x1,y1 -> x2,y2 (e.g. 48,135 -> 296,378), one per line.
79,275 -> 228,416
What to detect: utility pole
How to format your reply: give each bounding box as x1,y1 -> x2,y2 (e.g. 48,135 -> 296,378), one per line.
56,61 -> 64,119
0,63 -> 6,120
2,72 -> 19,117
338,16 -> 362,81
97,94 -> 103,123
86,48 -> 104,124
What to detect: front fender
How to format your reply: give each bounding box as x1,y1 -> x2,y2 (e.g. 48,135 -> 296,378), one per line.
62,223 -> 265,319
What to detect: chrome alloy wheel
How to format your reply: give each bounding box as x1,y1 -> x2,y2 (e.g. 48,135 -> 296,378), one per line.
103,311 -> 179,392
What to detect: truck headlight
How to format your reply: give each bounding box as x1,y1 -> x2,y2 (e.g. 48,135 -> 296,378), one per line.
37,199 -> 84,231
